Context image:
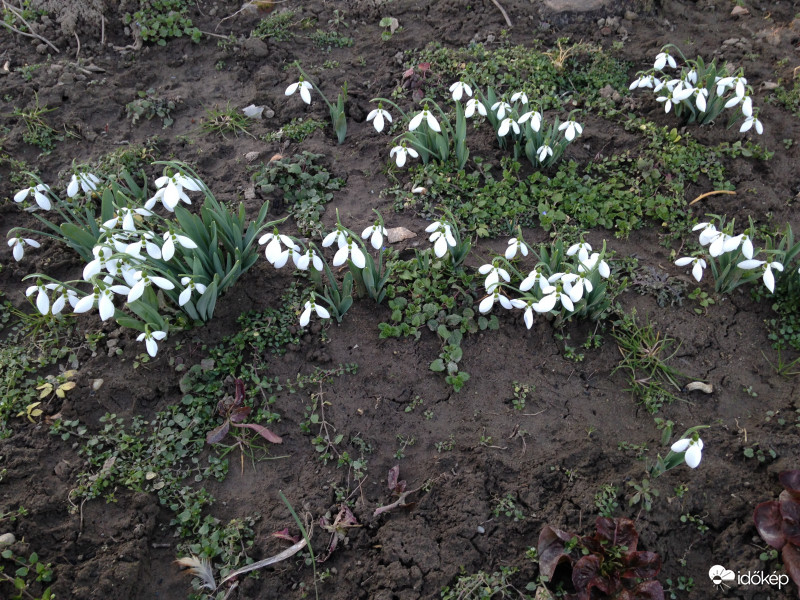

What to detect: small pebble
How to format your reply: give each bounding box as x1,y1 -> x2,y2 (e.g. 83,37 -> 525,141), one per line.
476,525 -> 485,534
0,533 -> 16,546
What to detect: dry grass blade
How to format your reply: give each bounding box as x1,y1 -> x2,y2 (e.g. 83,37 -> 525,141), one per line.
688,189 -> 736,205
176,555 -> 216,590
218,538 -> 307,587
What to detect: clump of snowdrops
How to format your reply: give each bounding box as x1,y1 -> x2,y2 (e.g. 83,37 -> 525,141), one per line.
9,162 -> 277,356
368,79 -> 583,170
630,44 -> 763,134
284,63 -> 347,144
674,217 -> 800,294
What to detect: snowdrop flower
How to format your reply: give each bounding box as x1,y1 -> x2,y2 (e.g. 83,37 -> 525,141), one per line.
147,172 -> 202,212
67,172 -> 100,198
259,229 -> 296,264
333,237 -> 366,268
128,270 -> 176,303
510,91 -> 528,105
362,223 -> 388,250
518,110 -> 542,132
14,184 -> 51,210
126,232 -> 163,260
629,74 -> 662,90
74,282 -> 129,321
179,277 -> 207,306
479,289 -> 513,314
102,207 -> 137,233
561,272 -> 592,303
83,245 -> 115,280
567,241 -> 592,262
740,114 -> 763,135
498,117 -> 520,137
505,237 -> 528,260
693,222 -> 738,257
656,90 -> 676,113
579,253 -> 610,278
671,80 -> 694,102
739,235 -> 754,260
449,81 -> 473,101
737,259 -> 784,293
558,120 -> 583,142
478,262 -> 510,293
322,226 -> 348,249
26,282 -> 50,315
137,329 -> 168,358
717,75 -> 747,100
671,437 -> 703,469
47,283 -> 78,315
425,221 -> 457,258
520,267 -> 555,294
675,256 -> 707,282
510,298 -> 536,329
408,105 -> 441,132
389,143 -> 419,168
537,144 -> 553,163
532,288 -> 574,313
300,295 -> 330,327
491,100 -> 512,120
162,229 -> 198,261
285,78 -> 313,104
273,241 -> 301,269
297,247 -> 324,271
8,236 -> 40,261
464,98 -> 487,118
695,87 -> 708,112
366,104 -> 392,133
654,51 -> 677,70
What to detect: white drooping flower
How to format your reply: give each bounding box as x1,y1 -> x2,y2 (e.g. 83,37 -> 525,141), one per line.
300,295 -> 330,327
14,184 -> 51,210
361,223 -> 388,250
127,270 -> 176,303
464,98 -> 487,118
102,207 -> 137,233
146,172 -> 202,212
322,226 -> 348,249
737,259 -> 784,293
67,172 -> 100,198
558,120 -> 583,142
366,105 -> 392,133
579,253 -> 610,279
518,110 -> 542,132
408,106 -> 441,132
567,241 -> 592,263
26,282 -> 50,315
425,221 -> 457,258
520,268 -> 555,295
333,237 -> 366,268
491,100 -> 512,120
537,144 -> 553,163
389,143 -> 419,168
137,329 -> 168,357
83,244 -> 116,281
125,232 -> 162,260
740,114 -> 764,135
671,437 -> 703,469
273,241 -> 301,269
478,262 -> 510,293
8,236 -> 40,261
162,230 -> 198,261
179,277 -> 207,306
505,237 -> 528,260
654,51 -> 677,70
259,230 -> 296,265
510,298 -> 536,329
675,256 -> 707,282
478,289 -> 513,314
297,247 -> 324,271
510,91 -> 528,105
285,78 -> 313,104
449,81 -> 473,102
73,281 -> 130,321
497,117 -> 520,137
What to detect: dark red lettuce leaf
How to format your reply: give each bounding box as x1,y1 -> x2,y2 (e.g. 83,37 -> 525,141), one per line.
595,517 -> 639,551
781,542 -> 800,597
779,490 -> 800,547
572,554 -> 613,597
780,470 -> 800,499
622,551 -> 662,580
206,420 -> 230,445
538,524 -> 576,580
755,500 -> 787,549
617,580 -> 666,600
230,422 -> 282,443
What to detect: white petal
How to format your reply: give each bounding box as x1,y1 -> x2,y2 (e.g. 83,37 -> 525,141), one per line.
479,295 -> 494,314
300,304 -> 312,327
333,245 -> 349,266
350,246 -> 366,269
179,287 -> 192,306
99,293 -> 115,320
671,438 -> 691,453
685,444 -> 702,468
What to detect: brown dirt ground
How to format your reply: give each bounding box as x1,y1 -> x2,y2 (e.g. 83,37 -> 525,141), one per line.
1,0 -> 800,599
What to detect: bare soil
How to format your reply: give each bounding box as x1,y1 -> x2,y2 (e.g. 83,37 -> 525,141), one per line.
1,1 -> 800,599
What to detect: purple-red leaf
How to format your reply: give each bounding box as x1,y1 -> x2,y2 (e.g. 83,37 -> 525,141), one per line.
234,378 -> 246,405
618,580 -> 666,600
779,491 -> 800,547
572,554 -> 607,595
538,525 -> 575,580
229,406 -> 251,423
272,528 -> 300,543
206,420 -> 230,445
622,551 -> 662,580
230,422 -> 282,443
595,517 -> 639,551
780,470 -> 800,494
388,465 -> 400,491
755,500 -> 787,549
781,542 -> 800,594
